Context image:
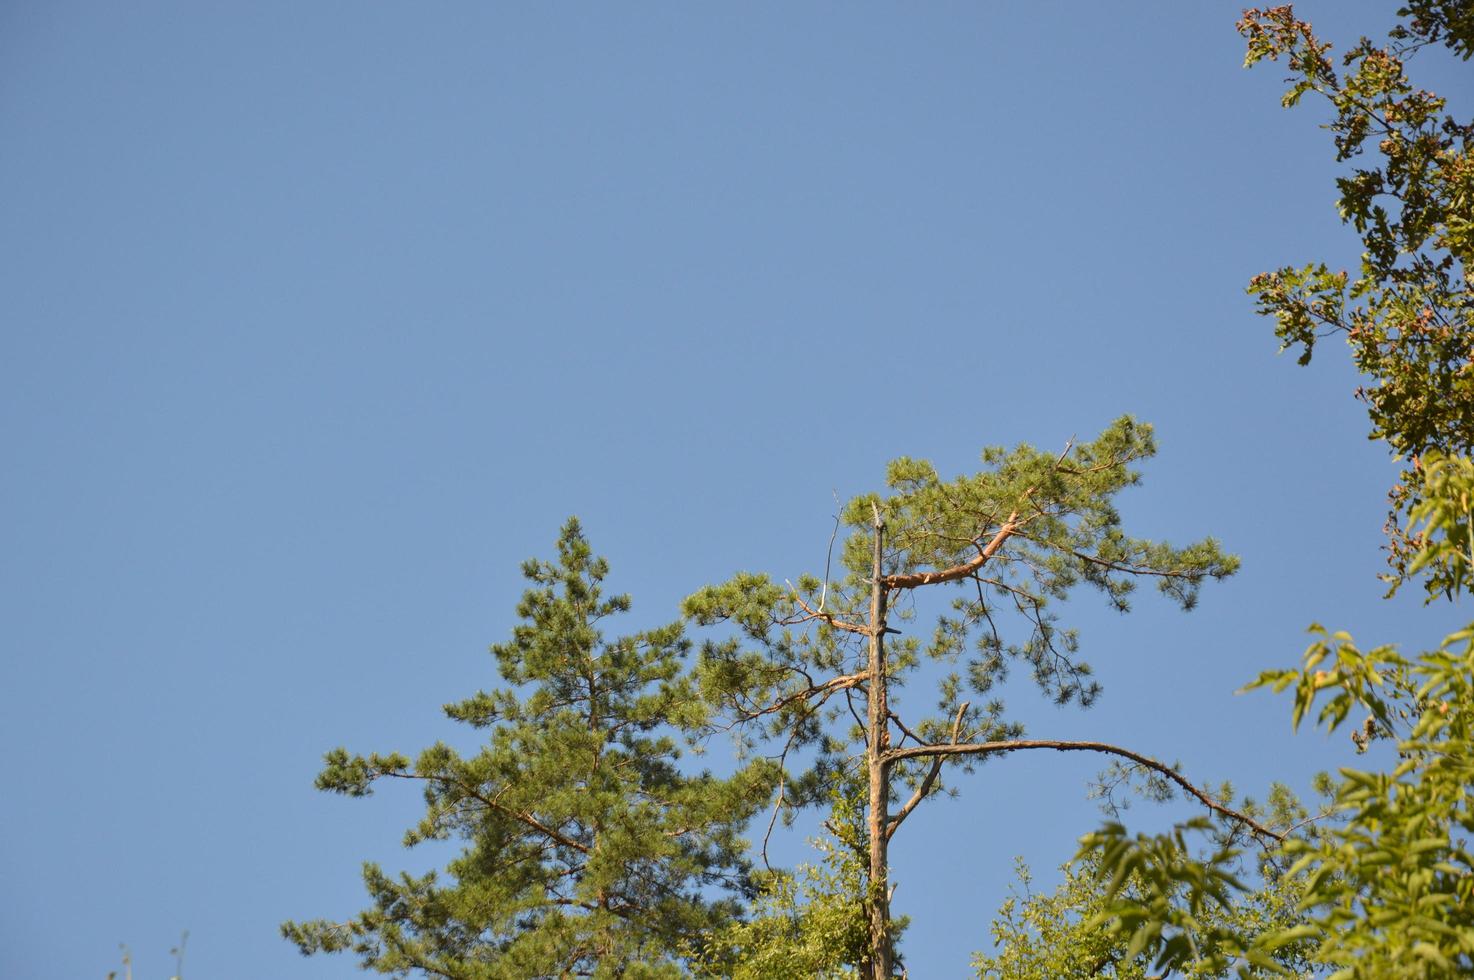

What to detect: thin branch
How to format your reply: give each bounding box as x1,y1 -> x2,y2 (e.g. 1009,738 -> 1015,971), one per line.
761,726 -> 803,871
1016,535 -> 1213,580
883,739 -> 1284,841
378,770 -> 595,853
736,671 -> 867,722
819,491 -> 841,613
887,710 -> 927,748
1006,585 -> 1091,701
886,702 -> 968,842
1278,804 -> 1344,839
971,574 -> 1006,662
789,590 -> 873,636
845,687 -> 870,749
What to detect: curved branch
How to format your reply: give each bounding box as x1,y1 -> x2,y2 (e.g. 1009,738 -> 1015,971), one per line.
760,725 -> 803,870
736,671 -> 867,722
881,512 -> 1020,590
878,439 -> 1118,592
883,739 -> 1284,841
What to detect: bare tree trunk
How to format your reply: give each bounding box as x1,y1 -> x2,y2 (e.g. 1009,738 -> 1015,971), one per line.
866,513 -> 892,980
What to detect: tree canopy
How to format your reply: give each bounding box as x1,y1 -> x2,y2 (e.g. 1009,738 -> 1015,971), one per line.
286,7 -> 1474,977
1071,6 -> 1474,978
686,416 -> 1239,976
283,520 -> 775,978
1241,3 -> 1473,590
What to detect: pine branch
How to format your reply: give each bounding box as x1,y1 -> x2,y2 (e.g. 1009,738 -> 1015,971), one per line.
884,739 -> 1284,841
880,512 -> 1020,590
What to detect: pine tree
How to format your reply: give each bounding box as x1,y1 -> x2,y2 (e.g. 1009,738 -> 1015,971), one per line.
283,519 -> 776,979
684,417 -> 1249,977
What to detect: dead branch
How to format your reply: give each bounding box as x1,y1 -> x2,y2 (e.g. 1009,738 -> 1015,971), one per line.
883,739 -> 1284,841
886,702 -> 968,842
887,710 -> 926,748
819,492 -> 840,612
760,725 -> 803,870
789,590 -> 873,636
736,670 -> 868,722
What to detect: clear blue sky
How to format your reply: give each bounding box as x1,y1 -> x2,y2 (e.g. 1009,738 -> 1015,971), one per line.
4,3 -> 1469,977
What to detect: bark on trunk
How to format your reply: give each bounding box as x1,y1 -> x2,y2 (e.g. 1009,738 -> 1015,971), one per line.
866,514 -> 892,980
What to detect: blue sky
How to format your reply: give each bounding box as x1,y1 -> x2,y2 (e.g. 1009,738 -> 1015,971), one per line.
3,2 -> 1470,977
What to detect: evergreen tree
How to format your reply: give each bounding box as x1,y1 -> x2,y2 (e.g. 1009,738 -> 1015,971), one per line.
283,520 -> 776,979
684,417 -> 1248,977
